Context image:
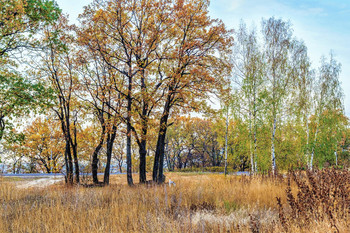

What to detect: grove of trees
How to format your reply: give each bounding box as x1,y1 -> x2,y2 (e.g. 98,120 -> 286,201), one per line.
0,0 -> 348,185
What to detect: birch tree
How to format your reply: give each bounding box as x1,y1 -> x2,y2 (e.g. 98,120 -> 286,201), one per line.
288,40 -> 314,167
310,53 -> 343,169
232,21 -> 265,173
262,17 -> 293,174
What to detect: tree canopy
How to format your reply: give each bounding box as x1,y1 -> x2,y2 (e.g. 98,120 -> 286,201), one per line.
0,0 -> 348,185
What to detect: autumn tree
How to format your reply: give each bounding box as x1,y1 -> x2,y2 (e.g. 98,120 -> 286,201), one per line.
76,34 -> 123,184
21,117 -> 63,173
164,119 -> 186,171
76,124 -> 103,174
34,16 -> 81,184
112,132 -> 126,173
152,0 -> 233,183
79,0 -> 182,184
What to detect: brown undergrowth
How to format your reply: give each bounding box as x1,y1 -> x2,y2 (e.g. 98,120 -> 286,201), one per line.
277,168 -> 350,232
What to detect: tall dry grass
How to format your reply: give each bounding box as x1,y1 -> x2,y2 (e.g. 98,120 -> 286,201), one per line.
0,171 -> 348,232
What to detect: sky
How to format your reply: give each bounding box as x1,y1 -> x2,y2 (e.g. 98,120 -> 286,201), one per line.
56,0 -> 350,117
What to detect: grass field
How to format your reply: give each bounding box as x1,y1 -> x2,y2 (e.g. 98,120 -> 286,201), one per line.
0,170 -> 349,232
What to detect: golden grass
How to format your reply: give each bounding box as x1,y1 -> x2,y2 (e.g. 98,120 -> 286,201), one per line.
0,173 -> 346,232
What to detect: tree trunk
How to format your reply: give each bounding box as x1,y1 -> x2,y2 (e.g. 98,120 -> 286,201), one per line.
70,118 -> 79,184
224,107 -> 229,176
64,145 -> 68,182
44,161 -> 51,174
157,117 -> 170,182
253,114 -> 258,173
65,138 -> 74,185
139,134 -> 147,183
61,105 -> 76,184
153,99 -> 171,183
335,149 -> 338,166
310,106 -> 322,170
152,145 -> 160,181
306,116 -> 310,168
92,147 -> 101,184
12,161 -> 16,174
177,155 -> 182,169
270,67 -> 277,175
104,126 -> 117,185
126,123 -> 133,185
253,80 -> 258,173
126,73 -> 133,186
92,114 -> 105,184
60,116 -> 73,184
271,117 -> 277,175
118,161 -> 123,173
17,161 -> 22,174
139,70 -> 149,183
92,135 -> 104,184
249,110 -> 254,173
310,127 -> 318,170
71,125 -> 79,184
0,117 -> 5,141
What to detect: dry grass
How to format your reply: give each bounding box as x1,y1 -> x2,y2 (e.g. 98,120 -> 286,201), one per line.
0,172 -> 348,232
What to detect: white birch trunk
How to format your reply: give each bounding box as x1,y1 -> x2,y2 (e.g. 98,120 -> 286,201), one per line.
249,111 -> 254,173
310,127 -> 318,171
335,150 -> 338,166
271,117 -> 277,174
224,107 -> 229,175
254,127 -> 258,173
306,116 -> 310,167
253,95 -> 258,173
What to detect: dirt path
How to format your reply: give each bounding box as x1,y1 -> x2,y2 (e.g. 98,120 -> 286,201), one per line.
15,177 -> 64,189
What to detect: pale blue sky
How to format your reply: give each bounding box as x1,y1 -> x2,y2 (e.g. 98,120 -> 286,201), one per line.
56,0 -> 350,116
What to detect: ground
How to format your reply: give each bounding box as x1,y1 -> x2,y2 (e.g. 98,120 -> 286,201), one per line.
0,172 -> 348,232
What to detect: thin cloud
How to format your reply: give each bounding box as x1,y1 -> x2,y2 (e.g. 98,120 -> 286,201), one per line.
228,0 -> 246,11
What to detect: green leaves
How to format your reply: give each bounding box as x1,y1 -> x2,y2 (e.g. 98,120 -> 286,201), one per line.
0,0 -> 60,140
25,0 -> 61,23
0,69 -> 54,140
231,18 -> 347,171
4,130 -> 25,145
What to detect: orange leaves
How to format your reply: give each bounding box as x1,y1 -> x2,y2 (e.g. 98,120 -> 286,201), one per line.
73,0 -> 233,181
8,117 -> 65,173
93,8 -> 105,21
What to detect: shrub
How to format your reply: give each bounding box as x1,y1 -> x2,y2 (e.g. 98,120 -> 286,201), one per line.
277,168 -> 350,232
